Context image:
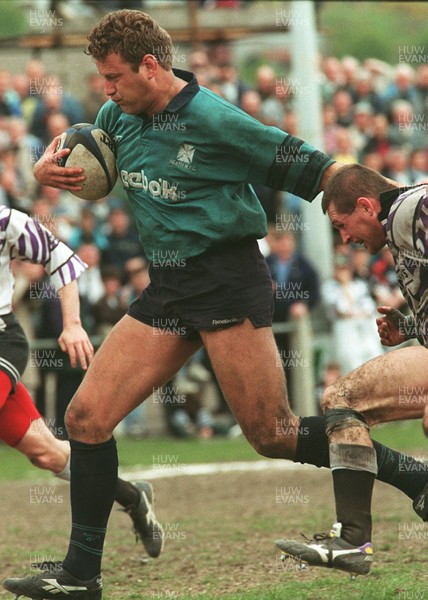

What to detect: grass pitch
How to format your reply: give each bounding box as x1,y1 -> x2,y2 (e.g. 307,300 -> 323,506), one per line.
0,421 -> 426,599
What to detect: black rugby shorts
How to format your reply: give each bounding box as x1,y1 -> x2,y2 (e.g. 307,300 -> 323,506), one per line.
128,238 -> 274,341
0,313 -> 30,389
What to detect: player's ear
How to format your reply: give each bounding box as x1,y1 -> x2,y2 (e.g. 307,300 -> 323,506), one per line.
141,54 -> 158,77
356,196 -> 376,215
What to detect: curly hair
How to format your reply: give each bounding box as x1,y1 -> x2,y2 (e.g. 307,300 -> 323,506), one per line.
86,10 -> 173,71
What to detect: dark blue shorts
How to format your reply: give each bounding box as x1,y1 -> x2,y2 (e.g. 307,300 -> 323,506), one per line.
128,238 -> 274,341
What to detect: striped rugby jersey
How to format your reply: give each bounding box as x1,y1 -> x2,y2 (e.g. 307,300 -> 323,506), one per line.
379,184 -> 428,346
0,206 -> 87,315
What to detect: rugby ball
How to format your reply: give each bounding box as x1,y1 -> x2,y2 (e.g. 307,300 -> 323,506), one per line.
56,123 -> 117,201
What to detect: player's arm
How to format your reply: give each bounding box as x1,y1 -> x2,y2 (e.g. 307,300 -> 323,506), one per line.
58,279 -> 94,370
7,208 -> 93,368
33,136 -> 86,192
376,306 -> 417,346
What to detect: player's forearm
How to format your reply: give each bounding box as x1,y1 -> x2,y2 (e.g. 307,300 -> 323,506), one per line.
317,161 -> 344,194
58,280 -> 82,328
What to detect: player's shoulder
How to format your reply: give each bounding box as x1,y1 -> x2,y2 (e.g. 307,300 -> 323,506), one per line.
392,184 -> 428,252
194,87 -> 284,141
95,100 -> 123,132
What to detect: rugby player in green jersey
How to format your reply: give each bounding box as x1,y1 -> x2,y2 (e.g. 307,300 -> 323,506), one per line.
4,10 -> 426,599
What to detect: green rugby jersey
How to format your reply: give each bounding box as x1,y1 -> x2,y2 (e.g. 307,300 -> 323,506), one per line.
95,69 -> 334,260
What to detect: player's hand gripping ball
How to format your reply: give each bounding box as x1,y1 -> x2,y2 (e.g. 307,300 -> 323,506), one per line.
56,123 -> 118,201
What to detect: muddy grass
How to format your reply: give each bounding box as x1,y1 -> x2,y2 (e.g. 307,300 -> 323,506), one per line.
0,467 -> 426,599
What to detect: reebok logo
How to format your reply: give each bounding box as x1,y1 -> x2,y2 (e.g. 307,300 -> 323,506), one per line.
120,169 -> 179,201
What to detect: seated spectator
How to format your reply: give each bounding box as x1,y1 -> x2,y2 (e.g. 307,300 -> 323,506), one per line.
370,246 -> 406,310
388,99 -> 427,150
93,266 -> 128,336
384,146 -> 413,186
340,55 -> 360,98
217,62 -> 248,108
414,63 -> 428,123
348,102 -> 374,158
69,206 -> 109,251
363,113 -> 394,160
30,75 -> 85,144
0,69 -> 21,117
255,64 -> 284,126
83,73 -> 108,123
361,150 -> 385,174
332,89 -> 354,127
0,145 -> 29,211
320,56 -> 344,104
12,73 -> 38,126
331,127 -> 358,164
6,116 -> 43,198
382,63 -> 418,118
322,103 -> 340,155
102,206 -> 145,271
240,89 -> 263,121
352,69 -> 384,114
409,148 -> 428,184
122,256 -> 150,305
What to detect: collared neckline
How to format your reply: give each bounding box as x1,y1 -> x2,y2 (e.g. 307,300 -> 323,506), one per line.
378,186 -> 412,223
164,69 -> 199,112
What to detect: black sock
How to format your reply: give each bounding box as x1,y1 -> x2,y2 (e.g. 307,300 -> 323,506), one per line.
333,469 -> 374,545
62,438 -> 118,581
115,478 -> 140,508
372,440 -> 427,499
294,416 -> 427,500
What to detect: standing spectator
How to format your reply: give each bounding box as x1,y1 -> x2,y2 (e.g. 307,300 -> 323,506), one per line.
321,252 -> 384,374
266,229 -> 320,399
75,243 -> 105,332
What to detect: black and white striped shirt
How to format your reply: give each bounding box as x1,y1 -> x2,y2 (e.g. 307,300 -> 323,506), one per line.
0,205 -> 87,315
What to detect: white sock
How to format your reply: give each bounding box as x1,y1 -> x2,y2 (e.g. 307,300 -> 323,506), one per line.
54,455 -> 71,481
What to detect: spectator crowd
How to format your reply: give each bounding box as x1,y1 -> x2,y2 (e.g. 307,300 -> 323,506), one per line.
1,38 -> 427,437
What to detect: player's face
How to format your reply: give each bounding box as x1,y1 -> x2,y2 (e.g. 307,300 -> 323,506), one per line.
328,199 -> 386,254
96,53 -> 155,115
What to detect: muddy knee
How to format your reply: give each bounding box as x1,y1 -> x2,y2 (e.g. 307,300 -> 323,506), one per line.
65,396 -> 110,441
